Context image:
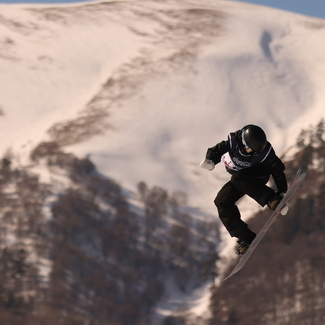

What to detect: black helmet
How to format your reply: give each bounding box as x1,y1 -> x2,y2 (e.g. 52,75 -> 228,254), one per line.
241,125 -> 267,153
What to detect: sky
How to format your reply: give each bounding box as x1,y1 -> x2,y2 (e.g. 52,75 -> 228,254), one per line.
0,0 -> 324,20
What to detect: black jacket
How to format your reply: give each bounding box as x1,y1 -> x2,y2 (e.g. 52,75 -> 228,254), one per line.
206,130 -> 288,193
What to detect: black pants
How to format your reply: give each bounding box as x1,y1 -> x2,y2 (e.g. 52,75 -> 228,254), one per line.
214,167 -> 274,238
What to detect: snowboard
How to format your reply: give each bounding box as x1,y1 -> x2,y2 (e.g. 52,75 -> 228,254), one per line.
223,165 -> 307,281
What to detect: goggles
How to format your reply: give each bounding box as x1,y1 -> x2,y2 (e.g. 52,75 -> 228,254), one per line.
241,131 -> 254,152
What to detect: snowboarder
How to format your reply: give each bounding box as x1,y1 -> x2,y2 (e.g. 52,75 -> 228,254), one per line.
200,125 -> 288,255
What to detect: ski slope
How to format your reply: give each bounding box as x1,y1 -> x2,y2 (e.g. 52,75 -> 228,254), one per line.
1,0 -> 324,206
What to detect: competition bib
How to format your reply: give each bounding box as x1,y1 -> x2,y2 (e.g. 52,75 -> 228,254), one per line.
221,152 -> 253,171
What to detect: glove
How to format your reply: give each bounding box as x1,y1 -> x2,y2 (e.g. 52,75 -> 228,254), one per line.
200,159 -> 215,171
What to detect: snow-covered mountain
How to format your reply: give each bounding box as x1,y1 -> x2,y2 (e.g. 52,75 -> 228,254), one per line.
0,0 -> 325,320
1,0 -> 325,204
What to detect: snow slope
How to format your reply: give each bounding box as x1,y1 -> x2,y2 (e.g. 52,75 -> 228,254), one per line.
0,0 -> 325,317
0,0 -> 324,201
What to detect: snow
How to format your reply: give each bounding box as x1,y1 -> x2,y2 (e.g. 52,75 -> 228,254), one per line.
156,279 -> 212,319
0,2 -> 145,155
64,2 -> 325,205
0,0 -> 325,320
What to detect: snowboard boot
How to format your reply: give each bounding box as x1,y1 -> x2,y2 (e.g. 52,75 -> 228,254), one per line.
267,192 -> 283,211
236,231 -> 256,255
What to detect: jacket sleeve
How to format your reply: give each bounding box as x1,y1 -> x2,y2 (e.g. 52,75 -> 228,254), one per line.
205,139 -> 231,164
263,150 -> 288,193
272,161 -> 288,193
